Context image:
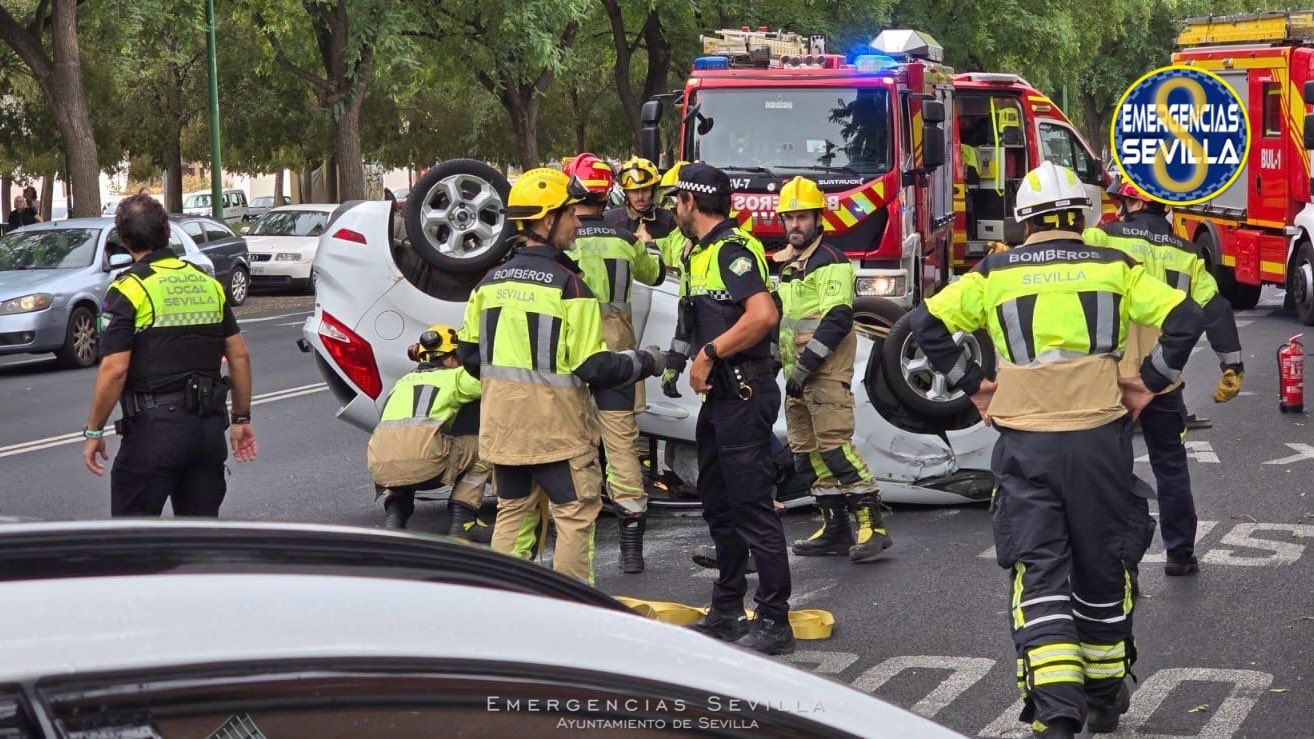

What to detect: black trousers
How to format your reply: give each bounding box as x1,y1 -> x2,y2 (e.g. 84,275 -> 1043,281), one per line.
110,403 -> 228,517
1140,388 -> 1196,558
991,419 -> 1156,727
696,375 -> 791,622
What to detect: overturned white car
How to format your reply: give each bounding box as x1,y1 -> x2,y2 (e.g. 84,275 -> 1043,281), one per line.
301,160 -> 997,506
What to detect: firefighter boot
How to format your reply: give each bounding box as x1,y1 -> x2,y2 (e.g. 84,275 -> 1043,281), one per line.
383,490 -> 415,530
448,500 -> 493,544
619,513 -> 646,574
1085,680 -> 1131,734
848,493 -> 893,563
791,495 -> 853,556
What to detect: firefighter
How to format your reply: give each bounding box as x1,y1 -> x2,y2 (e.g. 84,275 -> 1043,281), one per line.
657,161 -> 689,211
910,162 -> 1204,738
649,160 -> 696,399
562,153 -> 665,574
1083,182 -> 1244,577
773,176 -> 891,563
455,168 -> 665,584
673,162 -> 793,655
366,324 -> 492,542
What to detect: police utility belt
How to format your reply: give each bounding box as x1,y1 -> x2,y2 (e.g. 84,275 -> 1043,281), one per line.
117,374 -> 230,432
713,357 -> 774,400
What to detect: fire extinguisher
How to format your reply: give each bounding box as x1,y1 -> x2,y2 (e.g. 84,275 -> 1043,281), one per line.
1278,334 -> 1304,413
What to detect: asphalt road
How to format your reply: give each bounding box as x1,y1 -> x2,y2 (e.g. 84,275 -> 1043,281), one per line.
1,289 -> 1311,737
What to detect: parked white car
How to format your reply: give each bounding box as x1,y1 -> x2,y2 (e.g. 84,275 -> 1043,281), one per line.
302,186 -> 997,506
244,203 -> 336,291
0,520 -> 958,738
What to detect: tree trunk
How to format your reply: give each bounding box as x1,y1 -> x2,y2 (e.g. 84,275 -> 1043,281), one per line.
333,96 -> 365,201
163,126 -> 184,213
45,0 -> 101,217
1,177 -> 9,219
39,175 -> 53,221
273,169 -> 284,206
568,87 -> 587,152
325,157 -> 339,203
299,166 -> 314,203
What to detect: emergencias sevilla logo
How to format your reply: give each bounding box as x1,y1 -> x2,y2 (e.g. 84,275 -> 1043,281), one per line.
1110,65 -> 1250,205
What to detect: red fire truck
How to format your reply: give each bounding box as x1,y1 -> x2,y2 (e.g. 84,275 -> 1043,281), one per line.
639,28 -> 1113,319
1170,11 -> 1314,324
639,28 -> 954,318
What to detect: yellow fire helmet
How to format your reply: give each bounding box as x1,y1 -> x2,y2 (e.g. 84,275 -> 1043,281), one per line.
411,323 -> 460,363
618,157 -> 661,190
506,168 -> 589,222
659,161 -> 689,191
776,176 -> 826,215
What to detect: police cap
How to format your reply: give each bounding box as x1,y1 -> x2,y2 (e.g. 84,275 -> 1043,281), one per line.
675,162 -> 732,197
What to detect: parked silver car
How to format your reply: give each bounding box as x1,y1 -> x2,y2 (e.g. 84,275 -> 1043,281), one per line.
0,520 -> 957,738
0,219 -> 214,368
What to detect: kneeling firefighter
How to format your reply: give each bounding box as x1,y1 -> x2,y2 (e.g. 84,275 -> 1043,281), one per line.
367,325 -> 492,541
911,162 -> 1204,738
773,176 -> 891,563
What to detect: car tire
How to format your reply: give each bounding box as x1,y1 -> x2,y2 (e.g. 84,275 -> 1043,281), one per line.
853,296 -> 905,339
1290,241 -> 1314,325
54,305 -> 98,369
227,266 -> 250,306
405,159 -> 512,274
880,310 -> 995,419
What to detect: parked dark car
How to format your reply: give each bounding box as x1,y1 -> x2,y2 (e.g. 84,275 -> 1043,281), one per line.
171,215 -> 250,306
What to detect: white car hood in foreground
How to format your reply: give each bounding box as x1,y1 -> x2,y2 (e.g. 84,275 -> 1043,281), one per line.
0,573 -> 956,737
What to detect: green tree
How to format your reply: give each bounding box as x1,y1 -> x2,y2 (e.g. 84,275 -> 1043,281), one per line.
0,0 -> 101,216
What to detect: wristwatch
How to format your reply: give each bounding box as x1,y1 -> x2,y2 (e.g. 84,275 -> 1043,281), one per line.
82,425 -> 105,439
230,412 -> 252,425
702,342 -> 720,361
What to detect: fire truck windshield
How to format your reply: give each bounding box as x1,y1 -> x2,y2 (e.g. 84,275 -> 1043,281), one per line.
690,88 -> 892,179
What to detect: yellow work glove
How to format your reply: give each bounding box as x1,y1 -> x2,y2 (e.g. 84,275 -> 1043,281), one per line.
1213,368 -> 1243,403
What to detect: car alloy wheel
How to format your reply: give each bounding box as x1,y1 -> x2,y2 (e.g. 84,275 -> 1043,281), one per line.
419,173 -> 505,263
229,268 -> 249,305
899,329 -> 983,404
72,311 -> 96,365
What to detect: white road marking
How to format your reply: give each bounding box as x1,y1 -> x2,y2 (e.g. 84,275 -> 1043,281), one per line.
1262,443 -> 1314,465
0,382 -> 327,458
1202,523 -> 1314,566
237,312 -> 311,325
781,650 -> 859,675
851,655 -> 995,719
980,699 -> 1029,737
1143,520 -> 1218,563
276,320 -> 305,326
1235,319 -> 1253,327
1122,668 -> 1272,736
1137,440 -> 1219,464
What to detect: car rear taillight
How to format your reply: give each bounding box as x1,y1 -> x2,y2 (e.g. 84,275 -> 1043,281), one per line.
332,227 -> 368,244
318,311 -> 382,399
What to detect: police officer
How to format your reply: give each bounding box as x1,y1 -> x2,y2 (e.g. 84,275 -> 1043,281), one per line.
562,153 -> 665,573
773,177 -> 891,564
456,168 -> 664,584
82,194 -> 257,515
367,324 -> 492,541
1084,183 -> 1244,577
911,163 -> 1203,738
673,162 -> 793,655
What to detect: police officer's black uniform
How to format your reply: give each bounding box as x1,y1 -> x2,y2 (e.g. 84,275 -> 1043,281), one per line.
98,249 -> 239,516
677,164 -> 792,653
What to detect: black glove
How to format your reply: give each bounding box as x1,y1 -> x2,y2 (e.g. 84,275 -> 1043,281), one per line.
661,368 -> 682,397
785,367 -> 809,398
640,346 -> 668,379
665,350 -> 688,374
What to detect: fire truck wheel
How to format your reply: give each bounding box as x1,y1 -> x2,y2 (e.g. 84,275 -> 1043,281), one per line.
405,159 -> 513,274
1291,241 -> 1314,326
880,311 -> 995,419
